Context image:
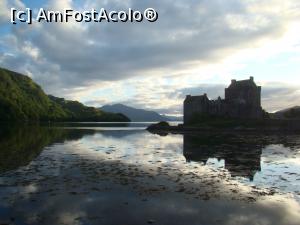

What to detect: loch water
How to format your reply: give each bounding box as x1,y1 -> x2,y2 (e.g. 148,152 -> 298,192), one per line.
0,123 -> 300,225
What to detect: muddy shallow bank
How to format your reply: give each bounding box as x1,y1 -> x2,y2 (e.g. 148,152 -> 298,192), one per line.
1,124 -> 300,225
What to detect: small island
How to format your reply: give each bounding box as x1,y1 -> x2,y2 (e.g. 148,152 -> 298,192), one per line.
148,77 -> 300,133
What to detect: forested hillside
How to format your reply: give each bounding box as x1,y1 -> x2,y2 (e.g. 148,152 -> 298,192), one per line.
0,67 -> 129,122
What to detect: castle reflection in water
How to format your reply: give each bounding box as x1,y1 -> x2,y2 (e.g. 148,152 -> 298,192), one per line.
183,134 -> 262,181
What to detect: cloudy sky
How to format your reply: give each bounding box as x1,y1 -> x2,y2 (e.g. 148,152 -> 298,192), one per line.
1,0 -> 300,115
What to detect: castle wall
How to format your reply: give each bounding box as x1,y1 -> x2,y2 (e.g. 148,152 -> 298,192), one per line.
184,96 -> 229,124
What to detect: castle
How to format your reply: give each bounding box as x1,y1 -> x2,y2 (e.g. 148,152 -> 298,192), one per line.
184,77 -> 263,124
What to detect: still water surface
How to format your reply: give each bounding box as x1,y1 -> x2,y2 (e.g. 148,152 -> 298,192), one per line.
0,123 -> 300,225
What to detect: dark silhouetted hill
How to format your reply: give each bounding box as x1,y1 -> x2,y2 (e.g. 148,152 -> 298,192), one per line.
273,106 -> 300,119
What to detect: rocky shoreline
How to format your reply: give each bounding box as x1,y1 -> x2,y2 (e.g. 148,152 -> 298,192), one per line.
147,119 -> 300,134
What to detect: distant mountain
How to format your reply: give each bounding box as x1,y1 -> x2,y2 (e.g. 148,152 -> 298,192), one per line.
101,104 -> 182,122
273,106 -> 300,119
0,67 -> 129,122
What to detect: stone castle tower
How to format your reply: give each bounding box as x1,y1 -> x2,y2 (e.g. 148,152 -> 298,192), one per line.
184,77 -> 263,124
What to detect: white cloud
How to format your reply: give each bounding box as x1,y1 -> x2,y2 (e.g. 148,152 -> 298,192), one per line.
0,0 -> 10,24
0,0 -> 26,23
